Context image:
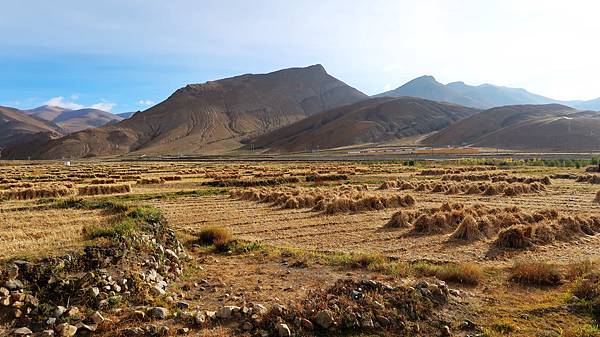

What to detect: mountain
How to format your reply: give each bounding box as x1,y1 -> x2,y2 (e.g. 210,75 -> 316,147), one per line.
423,104 -> 600,150
117,111 -> 137,119
376,76 -> 556,109
24,105 -> 123,133
376,76 -> 600,111
247,97 -> 479,153
0,106 -> 64,150
9,64 -> 368,159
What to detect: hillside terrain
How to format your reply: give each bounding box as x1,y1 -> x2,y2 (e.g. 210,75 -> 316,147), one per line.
377,75 -> 600,110
24,105 -> 123,133
424,104 -> 600,150
0,106 -> 63,150
247,97 -> 479,152
8,65 -> 367,159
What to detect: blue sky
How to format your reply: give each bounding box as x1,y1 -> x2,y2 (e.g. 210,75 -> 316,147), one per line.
2,0 -> 600,113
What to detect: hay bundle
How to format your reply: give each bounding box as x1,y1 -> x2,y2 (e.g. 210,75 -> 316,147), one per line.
385,210 -> 414,228
413,212 -> 450,234
379,180 -> 399,189
78,184 -> 131,196
465,184 -> 482,194
494,225 -> 534,249
137,178 -> 165,185
450,215 -> 484,241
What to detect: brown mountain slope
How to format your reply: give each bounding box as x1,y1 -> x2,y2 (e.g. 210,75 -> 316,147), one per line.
13,64 -> 367,159
457,112 -> 600,151
0,106 -> 63,150
24,105 -> 123,133
424,104 -> 577,146
246,97 -> 480,153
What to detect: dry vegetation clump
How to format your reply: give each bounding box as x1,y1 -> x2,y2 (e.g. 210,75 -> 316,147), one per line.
305,173 -> 349,182
197,226 -> 233,249
323,194 -> 415,214
137,177 -> 165,185
418,166 -> 497,176
230,185 -> 413,214
161,175 -> 182,181
595,190 -> 600,203
576,175 -> 600,184
442,173 -> 508,182
77,184 -> 131,196
449,215 -> 485,241
89,178 -> 116,184
509,261 -> 562,286
379,178 -> 545,197
0,183 -> 75,200
204,176 -> 300,187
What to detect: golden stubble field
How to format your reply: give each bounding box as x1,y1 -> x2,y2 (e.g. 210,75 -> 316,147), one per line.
2,159 -> 600,336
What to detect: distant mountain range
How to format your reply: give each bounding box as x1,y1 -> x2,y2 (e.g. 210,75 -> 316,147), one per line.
23,105 -> 123,133
3,66 -> 600,158
0,106 -> 63,150
375,75 -> 600,111
5,65 -> 367,159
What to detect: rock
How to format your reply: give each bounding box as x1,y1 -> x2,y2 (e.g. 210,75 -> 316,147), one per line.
151,285 -> 166,296
253,303 -> 268,315
53,306 -> 67,318
76,323 -> 98,332
271,304 -> 285,315
441,325 -> 451,336
276,323 -> 291,337
40,330 -> 55,337
165,249 -> 179,261
449,289 -> 461,297
56,323 -> 78,337
91,287 -> 100,297
0,287 -> 9,296
300,318 -> 314,330
148,307 -> 170,319
415,281 -> 429,289
177,327 -> 190,334
194,312 -> 206,325
46,317 -> 57,325
5,279 -> 24,290
176,301 -> 190,309
90,311 -> 106,324
315,310 -> 335,329
13,327 -> 33,335
205,311 -> 217,320
66,306 -> 80,318
158,325 -> 169,336
216,306 -> 240,319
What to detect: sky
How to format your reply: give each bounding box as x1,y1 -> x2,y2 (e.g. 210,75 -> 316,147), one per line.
1,0 -> 600,113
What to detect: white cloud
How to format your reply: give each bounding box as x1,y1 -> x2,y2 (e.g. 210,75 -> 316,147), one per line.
383,84 -> 392,92
45,96 -> 84,110
90,102 -> 117,111
138,99 -> 155,106
45,96 -> 116,111
70,94 -> 80,100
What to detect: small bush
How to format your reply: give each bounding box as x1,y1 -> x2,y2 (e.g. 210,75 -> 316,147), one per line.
566,260 -> 596,280
509,261 -> 562,286
198,226 -> 233,246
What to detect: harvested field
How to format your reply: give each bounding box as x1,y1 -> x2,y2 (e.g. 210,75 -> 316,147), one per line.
2,160 -> 600,337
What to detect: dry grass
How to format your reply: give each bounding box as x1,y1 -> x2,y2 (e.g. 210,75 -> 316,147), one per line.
414,262 -> 484,285
0,207 -> 115,259
509,261 -> 562,286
